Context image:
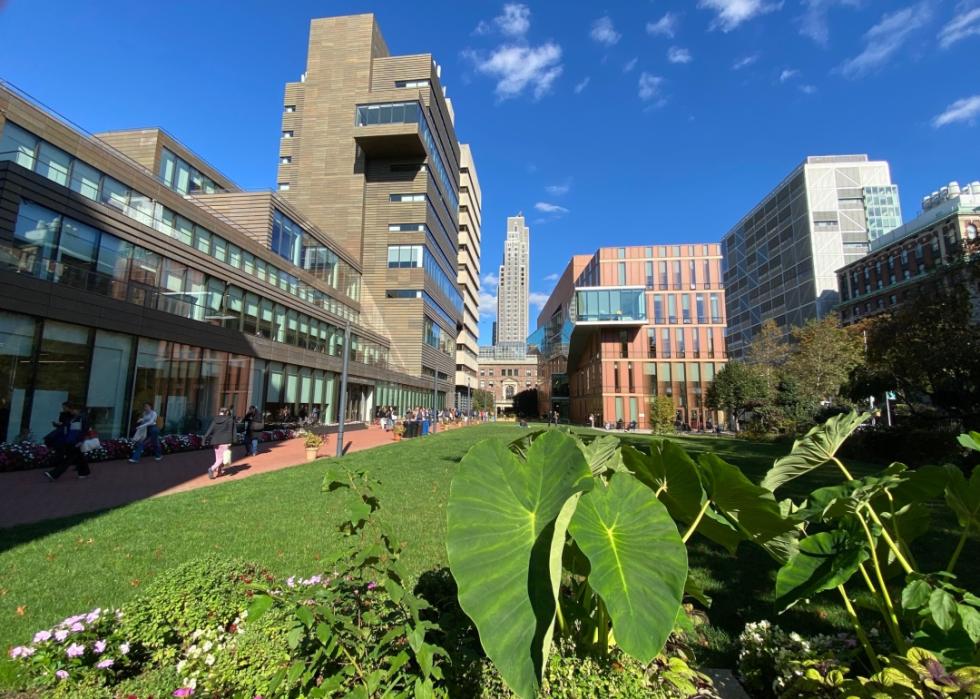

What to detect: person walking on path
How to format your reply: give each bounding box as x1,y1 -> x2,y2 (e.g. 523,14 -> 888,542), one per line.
129,403 -> 162,463
45,405 -> 91,481
203,407 -> 235,479
244,405 -> 262,457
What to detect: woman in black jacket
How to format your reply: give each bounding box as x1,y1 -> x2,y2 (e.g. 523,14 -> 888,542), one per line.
203,407 -> 235,479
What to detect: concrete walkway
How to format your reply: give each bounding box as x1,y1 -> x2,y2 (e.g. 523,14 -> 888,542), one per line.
0,425 -> 407,529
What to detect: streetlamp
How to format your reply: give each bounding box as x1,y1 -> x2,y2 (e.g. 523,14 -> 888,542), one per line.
335,320 -> 351,457
467,376 -> 471,421
431,370 -> 438,434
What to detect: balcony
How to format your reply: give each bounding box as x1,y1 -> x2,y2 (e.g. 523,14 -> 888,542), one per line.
573,286 -> 647,325
353,101 -> 426,158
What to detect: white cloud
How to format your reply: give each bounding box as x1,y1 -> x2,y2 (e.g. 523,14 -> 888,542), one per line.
646,12 -> 679,37
638,72 -> 664,101
623,57 -> 639,73
543,273 -> 560,282
529,292 -> 551,310
464,42 -> 564,100
932,95 -> 980,128
573,76 -> 591,94
798,0 -> 861,46
838,3 -> 933,79
478,290 -> 497,318
545,180 -> 571,196
938,5 -> 980,49
481,272 -> 499,290
732,53 -> 760,70
779,68 -> 799,82
475,3 -> 531,37
534,202 -> 569,214
698,0 -> 782,32
667,47 -> 693,64
590,16 -> 621,45
799,83 -> 818,94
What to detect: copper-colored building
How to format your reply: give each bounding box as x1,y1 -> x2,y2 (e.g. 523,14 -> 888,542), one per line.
531,245 -> 728,430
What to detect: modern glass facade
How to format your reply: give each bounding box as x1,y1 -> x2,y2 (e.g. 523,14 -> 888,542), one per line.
158,147 -> 223,195
574,287 -> 646,323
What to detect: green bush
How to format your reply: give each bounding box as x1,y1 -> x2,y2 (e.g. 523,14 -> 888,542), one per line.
111,664 -> 181,698
118,556 -> 268,663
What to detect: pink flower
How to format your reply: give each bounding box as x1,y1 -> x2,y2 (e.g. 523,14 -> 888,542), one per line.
54,629 -> 69,642
173,688 -> 195,697
69,622 -> 85,633
56,670 -> 69,680
66,642 -> 85,658
93,640 -> 106,654
96,658 -> 114,669
9,646 -> 35,659
33,630 -> 52,643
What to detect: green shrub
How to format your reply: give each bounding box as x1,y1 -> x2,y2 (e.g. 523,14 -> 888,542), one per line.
111,664 -> 181,698
118,556 -> 268,663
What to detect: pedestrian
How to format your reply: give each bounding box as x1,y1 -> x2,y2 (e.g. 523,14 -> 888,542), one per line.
129,403 -> 162,463
244,405 -> 262,457
203,407 -> 236,479
588,413 -> 595,429
45,405 -> 91,481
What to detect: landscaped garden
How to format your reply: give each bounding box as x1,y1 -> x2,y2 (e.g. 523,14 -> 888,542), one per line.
1,421 -> 978,697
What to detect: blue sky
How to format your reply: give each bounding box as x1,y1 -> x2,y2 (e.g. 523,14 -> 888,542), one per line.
1,0 -> 978,343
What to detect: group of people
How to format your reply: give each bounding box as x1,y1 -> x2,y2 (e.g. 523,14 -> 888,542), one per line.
44,402 -> 266,482
376,405 -> 493,433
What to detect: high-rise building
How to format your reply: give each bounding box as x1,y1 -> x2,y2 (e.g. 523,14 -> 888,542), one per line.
275,14 -> 464,406
455,144 -> 481,410
530,244 -> 727,429
496,214 -> 530,345
722,155 -> 901,358
837,180 -> 980,324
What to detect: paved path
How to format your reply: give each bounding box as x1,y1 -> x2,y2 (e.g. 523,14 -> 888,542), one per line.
0,425 -> 407,529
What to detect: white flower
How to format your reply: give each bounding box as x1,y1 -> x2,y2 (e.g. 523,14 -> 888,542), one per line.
202,641 -> 213,652
205,654 -> 215,666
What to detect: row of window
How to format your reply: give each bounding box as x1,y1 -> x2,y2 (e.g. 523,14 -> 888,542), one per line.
386,245 -> 464,314
646,327 -> 721,359
480,368 -> 534,377
423,316 -> 455,357
356,101 -> 458,213
270,210 -> 361,302
158,147 -> 223,196
0,121 -> 362,322
651,294 -> 724,325
613,245 -> 715,259
7,200 -> 390,368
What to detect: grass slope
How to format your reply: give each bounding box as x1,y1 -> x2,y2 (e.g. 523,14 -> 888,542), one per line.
0,424 -> 974,682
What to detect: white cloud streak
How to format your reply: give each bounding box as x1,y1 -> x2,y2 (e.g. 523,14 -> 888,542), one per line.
646,12 -> 679,37
475,3 -> 531,37
698,0 -> 782,32
779,68 -> 799,82
732,53 -> 760,70
590,16 -> 621,45
543,273 -> 560,282
938,5 -> 980,48
838,3 -> 933,79
932,95 -> 980,127
798,0 -> 861,46
464,43 -> 563,100
623,57 -> 639,73
573,76 -> 591,94
529,292 -> 551,310
545,180 -> 571,196
534,202 -> 569,214
638,72 -> 664,101
668,47 -> 693,64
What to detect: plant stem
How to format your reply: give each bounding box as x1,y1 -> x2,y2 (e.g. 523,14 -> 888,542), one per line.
596,597 -> 609,658
655,483 -> 667,498
682,500 -> 712,544
946,527 -> 969,574
832,456 -> 856,481
856,512 -> 906,654
858,563 -> 878,596
837,585 -> 881,673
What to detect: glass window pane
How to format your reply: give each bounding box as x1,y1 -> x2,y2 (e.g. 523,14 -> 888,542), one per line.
0,122 -> 38,168
56,218 -> 99,288
159,149 -> 176,186
99,176 -> 129,212
69,160 -> 101,200
28,320 -> 91,440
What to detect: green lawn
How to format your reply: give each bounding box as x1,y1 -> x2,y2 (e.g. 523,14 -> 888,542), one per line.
0,423 -> 975,682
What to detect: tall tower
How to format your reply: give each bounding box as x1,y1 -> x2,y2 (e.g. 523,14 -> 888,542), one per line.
496,214 -> 530,346
455,144 -> 482,408
274,14 -> 463,397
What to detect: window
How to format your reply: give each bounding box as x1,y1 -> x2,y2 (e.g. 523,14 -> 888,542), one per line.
389,193 -> 425,203
284,105 -> 296,113
388,223 -> 425,232
394,79 -> 431,88
0,122 -> 38,168
386,289 -> 421,298
278,183 -> 290,191
617,262 -> 626,285
282,131 -> 294,138
280,156 -> 292,164
69,160 -> 101,200
36,143 -> 71,186
387,244 -> 423,268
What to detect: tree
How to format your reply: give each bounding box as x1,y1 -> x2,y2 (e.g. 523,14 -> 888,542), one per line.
471,389 -> 494,413
511,388 -> 539,417
784,316 -> 864,408
745,319 -> 791,431
857,286 -> 980,421
705,361 -> 768,431
648,395 -> 676,435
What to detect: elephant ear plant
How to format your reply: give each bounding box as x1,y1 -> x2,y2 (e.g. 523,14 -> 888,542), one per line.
759,412 -> 980,688
446,429 -> 800,698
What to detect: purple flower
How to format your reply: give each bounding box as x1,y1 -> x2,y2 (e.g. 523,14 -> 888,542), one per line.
85,609 -> 101,624
54,629 -> 69,642
9,646 -> 35,659
33,630 -> 52,643
367,581 -> 378,590
66,642 -> 85,658
286,576 -> 295,588
70,622 -> 85,633
173,688 -> 195,697
56,669 -> 69,680
93,640 -> 107,654
96,658 -> 114,669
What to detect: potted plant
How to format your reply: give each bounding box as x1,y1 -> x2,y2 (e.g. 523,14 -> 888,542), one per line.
304,432 -> 323,461
393,423 -> 405,441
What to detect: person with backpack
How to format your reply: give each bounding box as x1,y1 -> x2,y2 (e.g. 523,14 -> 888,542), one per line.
203,407 -> 235,479
129,403 -> 163,463
244,405 -> 262,457
44,405 -> 91,480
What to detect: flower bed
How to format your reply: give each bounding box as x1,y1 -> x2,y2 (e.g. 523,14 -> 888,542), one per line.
0,429 -> 297,473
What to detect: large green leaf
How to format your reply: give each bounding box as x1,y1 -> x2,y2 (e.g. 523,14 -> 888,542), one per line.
575,434 -> 628,476
761,411 -> 870,492
774,525 -> 869,611
624,443 -> 743,552
446,431 -> 593,699
957,431 -> 980,453
945,467 -> 980,535
698,453 -> 797,560
568,473 -> 687,662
